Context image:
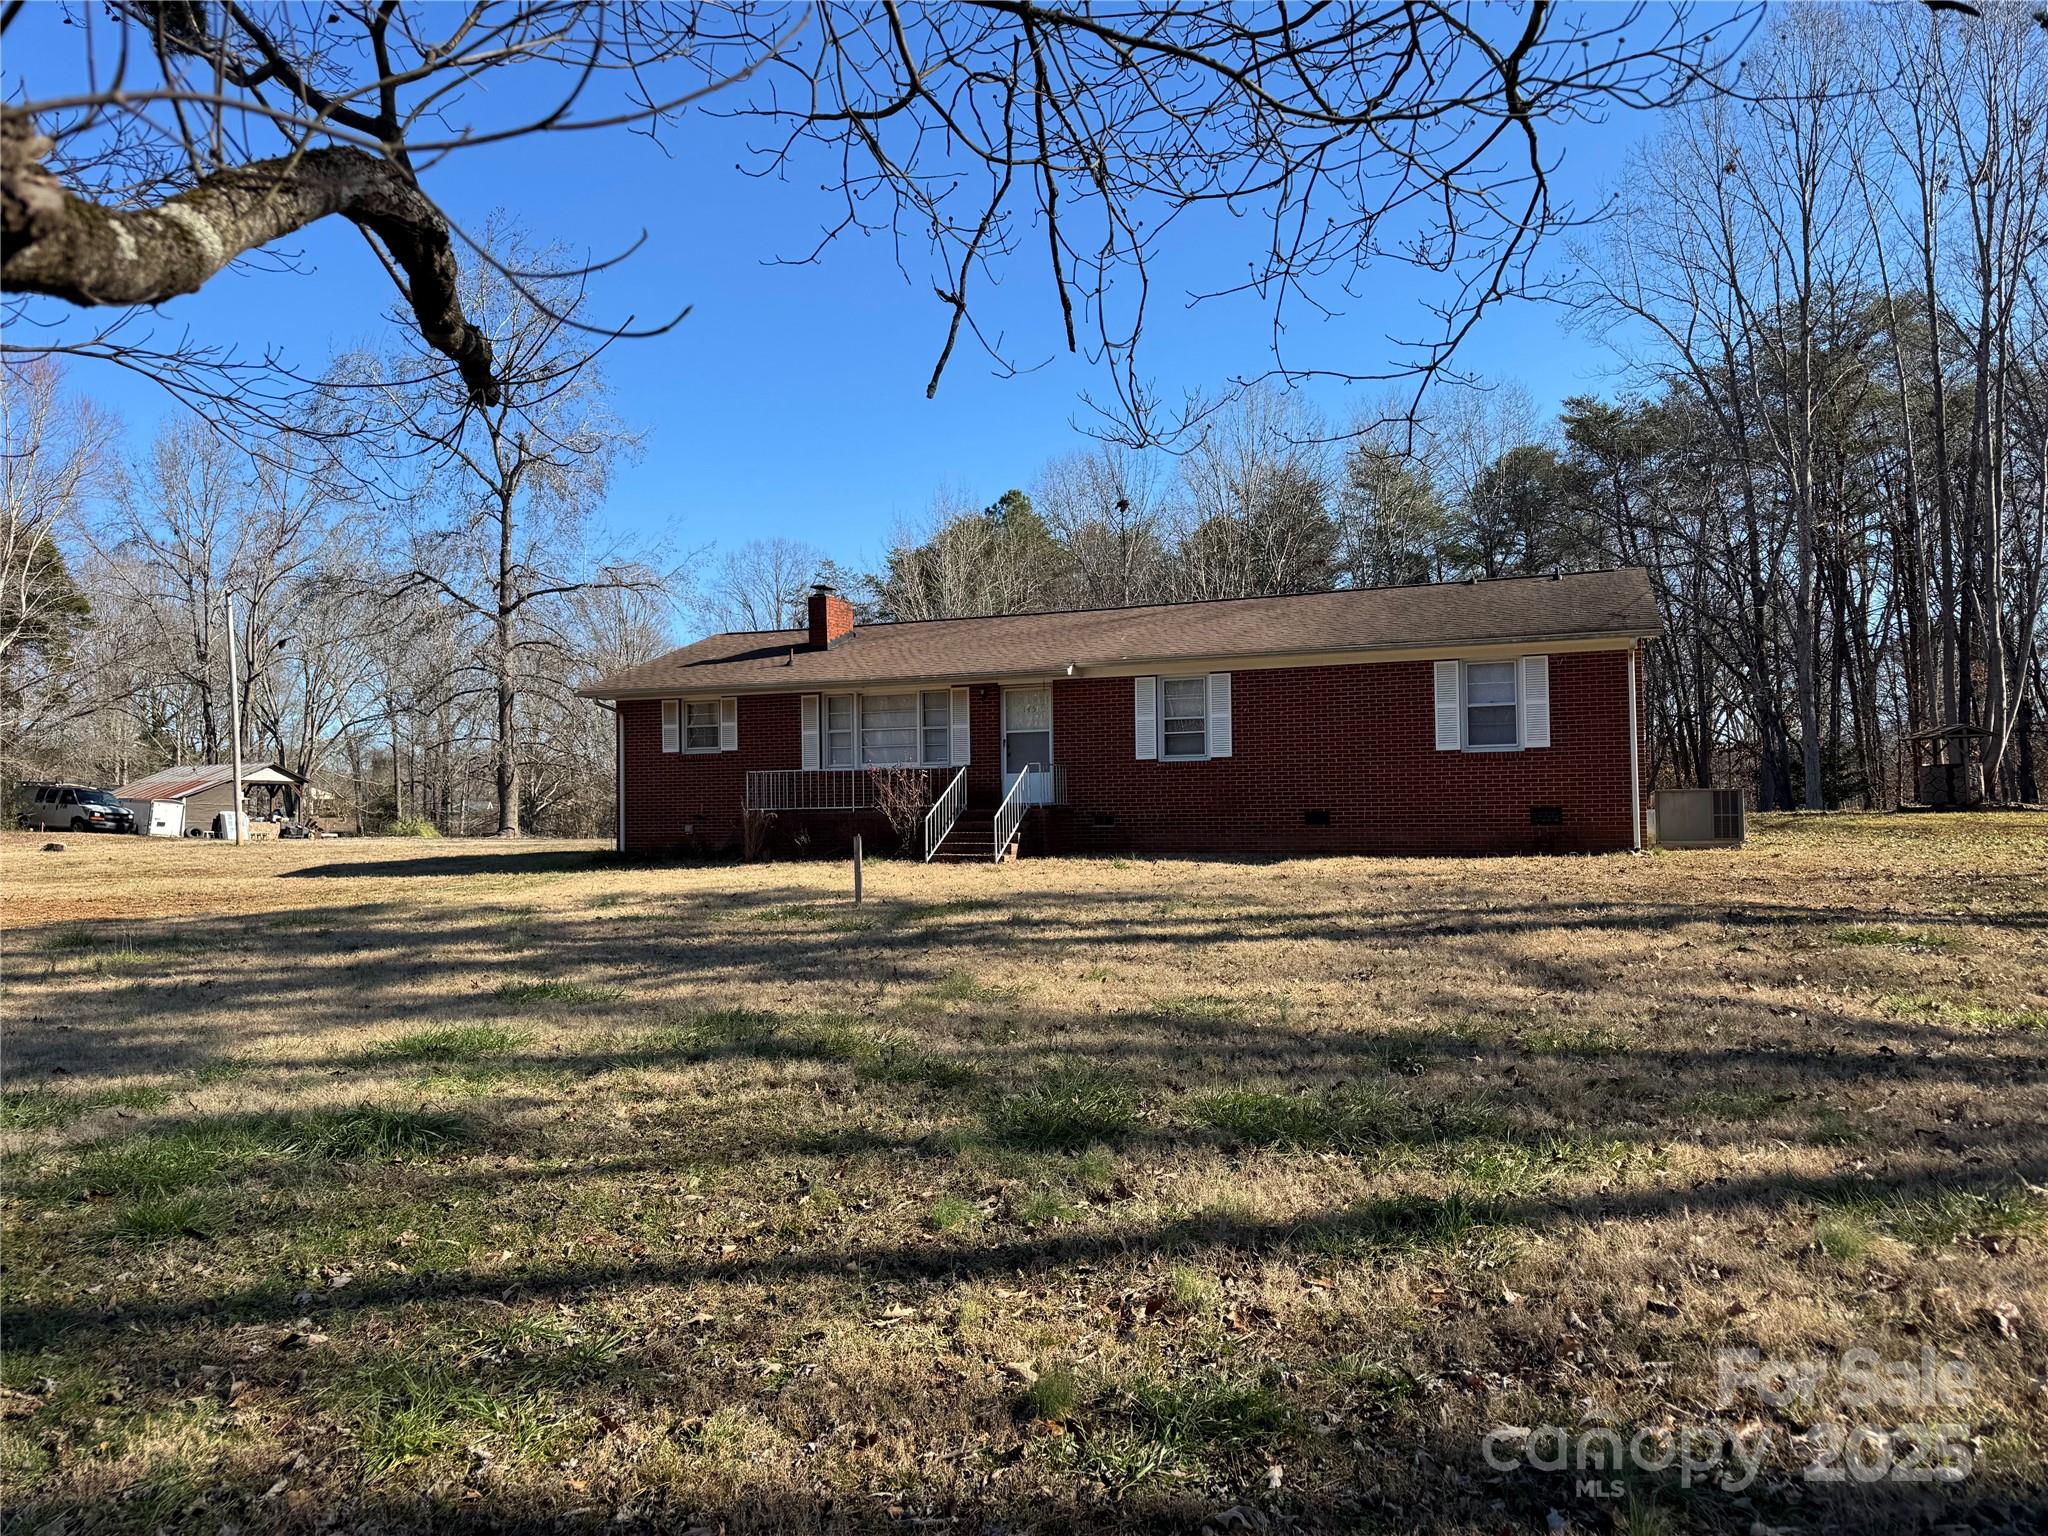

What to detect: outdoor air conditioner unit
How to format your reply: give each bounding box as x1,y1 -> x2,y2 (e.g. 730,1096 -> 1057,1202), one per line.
1651,787 -> 1744,848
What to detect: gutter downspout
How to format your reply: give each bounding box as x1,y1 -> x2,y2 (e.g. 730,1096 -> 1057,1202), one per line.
612,703 -> 624,855
1626,644 -> 1642,852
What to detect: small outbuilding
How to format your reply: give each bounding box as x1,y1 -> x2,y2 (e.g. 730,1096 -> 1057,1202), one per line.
113,762 -> 308,836
1909,724 -> 1990,808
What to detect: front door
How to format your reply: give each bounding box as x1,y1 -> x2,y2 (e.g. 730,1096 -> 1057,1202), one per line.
1001,686 -> 1055,806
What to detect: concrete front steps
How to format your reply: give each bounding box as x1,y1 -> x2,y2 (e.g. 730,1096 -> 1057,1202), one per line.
929,808 -> 1018,863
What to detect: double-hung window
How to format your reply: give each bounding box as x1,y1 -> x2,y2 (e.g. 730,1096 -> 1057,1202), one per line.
818,689 -> 955,767
859,692 -> 918,764
920,691 -> 951,766
1159,676 -> 1208,759
682,699 -> 721,752
1464,661 -> 1518,749
824,695 -> 857,767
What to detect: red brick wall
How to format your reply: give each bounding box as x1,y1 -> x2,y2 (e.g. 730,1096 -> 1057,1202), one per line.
619,693 -> 801,853
618,690 -> 989,855
966,684 -> 1005,802
618,648 -> 1645,856
1042,650 -> 1640,855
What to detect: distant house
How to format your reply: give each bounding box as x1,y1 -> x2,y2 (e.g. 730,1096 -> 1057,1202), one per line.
581,571 -> 1661,860
114,762 -> 307,837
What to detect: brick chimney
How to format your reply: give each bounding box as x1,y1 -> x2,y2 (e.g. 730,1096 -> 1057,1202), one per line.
806,584 -> 855,650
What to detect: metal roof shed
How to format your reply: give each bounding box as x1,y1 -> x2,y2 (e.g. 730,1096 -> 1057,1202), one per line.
111,763 -> 308,834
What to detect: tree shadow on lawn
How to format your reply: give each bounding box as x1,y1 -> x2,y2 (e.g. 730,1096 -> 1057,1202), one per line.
280,848 -> 622,880
6,885 -> 2033,1071
6,1150 -> 2043,1536
11,1152 -> 2043,1352
14,884 -> 2042,1244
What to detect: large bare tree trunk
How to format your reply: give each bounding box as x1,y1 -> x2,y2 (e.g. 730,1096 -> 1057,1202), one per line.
496,486 -> 522,838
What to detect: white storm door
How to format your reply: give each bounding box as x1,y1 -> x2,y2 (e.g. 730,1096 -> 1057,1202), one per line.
1001,686 -> 1055,806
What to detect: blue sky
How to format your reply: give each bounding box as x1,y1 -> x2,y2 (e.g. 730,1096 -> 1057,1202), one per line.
10,6 -> 1668,582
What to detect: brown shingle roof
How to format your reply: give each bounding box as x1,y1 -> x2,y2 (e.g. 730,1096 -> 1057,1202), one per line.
581,568 -> 1662,700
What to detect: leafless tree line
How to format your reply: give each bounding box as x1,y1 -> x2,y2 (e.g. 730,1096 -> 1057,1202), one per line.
1,246 -> 673,837
1581,2 -> 2046,807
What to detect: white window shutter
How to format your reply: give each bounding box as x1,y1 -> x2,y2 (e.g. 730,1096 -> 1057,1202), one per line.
800,694 -> 820,770
1134,676 -> 1157,760
1520,655 -> 1550,748
661,699 -> 680,754
1433,661 -> 1461,751
719,696 -> 738,751
1207,672 -> 1233,758
950,686 -> 971,765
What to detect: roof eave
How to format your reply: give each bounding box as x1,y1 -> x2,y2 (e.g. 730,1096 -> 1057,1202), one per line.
577,624 -> 1662,701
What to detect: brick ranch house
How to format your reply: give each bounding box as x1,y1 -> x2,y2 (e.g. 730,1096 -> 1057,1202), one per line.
581,569 -> 1661,860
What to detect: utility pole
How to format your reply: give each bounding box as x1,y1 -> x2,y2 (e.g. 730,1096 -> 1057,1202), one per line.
225,590 -> 246,845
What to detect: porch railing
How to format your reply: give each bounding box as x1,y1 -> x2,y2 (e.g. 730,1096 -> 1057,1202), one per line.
744,767 -> 946,812
920,768 -> 967,862
990,763 -> 1036,864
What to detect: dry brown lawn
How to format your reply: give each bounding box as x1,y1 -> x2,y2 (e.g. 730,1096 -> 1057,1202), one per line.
1,816 -> 2044,1535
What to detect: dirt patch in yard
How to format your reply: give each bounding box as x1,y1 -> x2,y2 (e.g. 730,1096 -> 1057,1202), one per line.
1,816 -> 2043,1533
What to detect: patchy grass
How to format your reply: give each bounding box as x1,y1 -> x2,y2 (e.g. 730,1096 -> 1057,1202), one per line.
1828,923 -> 1958,950
1320,1354 -> 1415,1413
1060,1373 -> 1294,1490
928,969 -> 1021,1004
1013,1188 -> 1082,1228
2,815 -> 2044,1534
1524,1022 -> 1629,1056
1151,993 -> 1251,1025
745,902 -> 833,924
928,1195 -> 979,1233
368,1024 -> 528,1064
805,1018 -> 977,1088
113,1194 -> 221,1243
493,979 -> 623,1006
896,898 -> 998,925
1020,1366 -> 1081,1425
1189,1084 -> 1497,1153
1807,1106 -> 1868,1146
633,1007 -> 778,1060
984,1066 -> 1143,1149
1165,1264 -> 1219,1311
1189,1087 -> 1342,1147
1302,1192 -> 1520,1263
1813,1213 -> 1881,1266
0,1083 -> 170,1129
1678,1088 -> 1788,1123
327,1358 -> 562,1476
1886,991 -> 2048,1033
65,1107 -> 469,1197
1816,1183 -> 2046,1249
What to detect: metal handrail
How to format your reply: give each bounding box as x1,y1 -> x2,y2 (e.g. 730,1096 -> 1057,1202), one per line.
989,762 -> 1036,864
920,767 -> 967,862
